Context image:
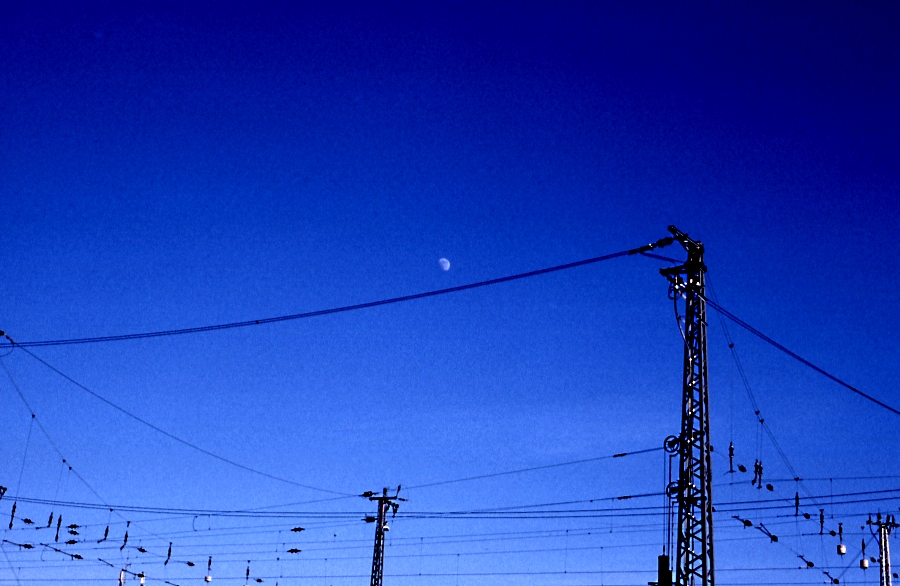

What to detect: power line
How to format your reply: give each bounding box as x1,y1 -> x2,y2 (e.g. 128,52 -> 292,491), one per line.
706,274 -> 814,508
11,346 -> 354,497
704,297 -> 900,417
0,247 -> 647,348
407,446 -> 663,489
0,358 -> 113,510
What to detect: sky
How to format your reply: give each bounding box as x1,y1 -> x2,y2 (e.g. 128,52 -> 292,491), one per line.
0,2 -> 898,585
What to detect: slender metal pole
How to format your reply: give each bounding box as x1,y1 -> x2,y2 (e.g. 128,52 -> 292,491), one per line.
368,487 -> 404,586
369,490 -> 388,586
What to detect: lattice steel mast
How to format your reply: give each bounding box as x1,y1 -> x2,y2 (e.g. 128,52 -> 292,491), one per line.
364,487 -> 404,586
869,514 -> 898,586
659,226 -> 715,586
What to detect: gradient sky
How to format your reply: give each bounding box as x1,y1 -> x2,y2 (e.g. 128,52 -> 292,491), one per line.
1,2 -> 898,585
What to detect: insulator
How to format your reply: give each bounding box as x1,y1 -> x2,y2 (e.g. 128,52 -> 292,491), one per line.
837,544 -> 846,555
860,558 -> 869,570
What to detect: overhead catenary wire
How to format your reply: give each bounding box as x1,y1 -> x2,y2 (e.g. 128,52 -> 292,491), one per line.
0,247 -> 646,348
705,275 -> 815,507
6,486 -> 898,522
1,445 -> 664,518
703,297 -> 900,417
0,245 -> 660,499
0,358 -> 115,513
641,251 -> 897,418
9,346 -> 354,497
0,238 -> 894,584
407,447 -> 663,489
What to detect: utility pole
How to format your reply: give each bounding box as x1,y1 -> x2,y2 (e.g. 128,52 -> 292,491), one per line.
363,487 -> 405,586
659,226 -> 715,586
868,514 -> 898,586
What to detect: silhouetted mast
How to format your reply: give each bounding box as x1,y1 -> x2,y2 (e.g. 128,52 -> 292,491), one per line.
868,514 -> 898,586
659,226 -> 715,586
364,487 -> 404,586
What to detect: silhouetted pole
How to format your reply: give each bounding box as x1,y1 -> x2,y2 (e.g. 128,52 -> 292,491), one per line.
868,514 -> 898,586
660,226 -> 715,586
364,487 -> 404,586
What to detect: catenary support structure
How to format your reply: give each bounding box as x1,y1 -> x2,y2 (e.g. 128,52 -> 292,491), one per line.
365,487 -> 404,586
659,226 -> 715,586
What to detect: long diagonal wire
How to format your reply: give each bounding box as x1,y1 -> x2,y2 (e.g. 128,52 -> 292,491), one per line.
0,357 -> 112,508
1,248 -> 640,348
10,347 -> 353,497
407,447 -> 663,489
0,244 -> 658,496
703,297 -> 900,417
639,251 -> 896,418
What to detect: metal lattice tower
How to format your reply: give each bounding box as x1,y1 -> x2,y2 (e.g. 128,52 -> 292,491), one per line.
660,226 -> 715,586
365,487 -> 404,586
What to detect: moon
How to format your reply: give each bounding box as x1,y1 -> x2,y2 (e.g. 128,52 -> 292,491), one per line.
438,258 -> 450,271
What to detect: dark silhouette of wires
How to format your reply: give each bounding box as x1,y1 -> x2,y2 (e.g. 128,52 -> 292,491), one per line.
704,297 -> 900,417
407,447 -> 663,489
11,346 -> 354,497
0,248 -> 637,348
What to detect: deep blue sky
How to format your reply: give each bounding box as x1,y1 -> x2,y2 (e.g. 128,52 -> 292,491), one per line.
1,2 -> 898,585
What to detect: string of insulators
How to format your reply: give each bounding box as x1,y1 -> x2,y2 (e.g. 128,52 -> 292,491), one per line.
244,559 -> 263,584
2,500 -> 346,580
733,515 -> 838,583
9,501 -> 16,529
41,542 -> 83,560
730,460 -> 774,491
